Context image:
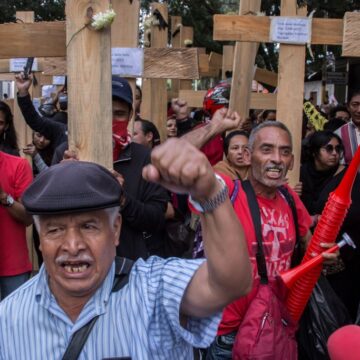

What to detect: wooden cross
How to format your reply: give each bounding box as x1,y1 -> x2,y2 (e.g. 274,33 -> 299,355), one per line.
214,0 -> 360,184
0,0 -> 200,164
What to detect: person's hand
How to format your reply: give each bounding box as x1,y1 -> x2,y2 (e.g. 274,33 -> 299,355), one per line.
61,149 -> 79,162
292,182 -> 303,197
319,242 -> 339,265
210,108 -> 243,133
171,98 -> 190,121
15,72 -> 33,97
23,143 -> 37,158
143,138 -> 220,202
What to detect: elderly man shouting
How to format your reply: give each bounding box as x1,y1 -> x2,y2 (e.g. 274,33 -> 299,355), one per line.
0,137 -> 251,359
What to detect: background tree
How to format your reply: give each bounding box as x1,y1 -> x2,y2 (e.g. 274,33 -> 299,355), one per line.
0,0 -> 65,22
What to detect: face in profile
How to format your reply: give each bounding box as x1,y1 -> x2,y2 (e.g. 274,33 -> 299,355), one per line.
133,121 -> 153,149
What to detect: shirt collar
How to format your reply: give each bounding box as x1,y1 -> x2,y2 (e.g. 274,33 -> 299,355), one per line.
350,120 -> 359,131
35,261 -> 116,326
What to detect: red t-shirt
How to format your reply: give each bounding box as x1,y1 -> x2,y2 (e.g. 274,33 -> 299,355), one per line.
192,123 -> 224,166
217,174 -> 312,335
0,152 -> 33,276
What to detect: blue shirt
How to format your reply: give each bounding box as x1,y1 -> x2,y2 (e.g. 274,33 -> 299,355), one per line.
0,257 -> 221,359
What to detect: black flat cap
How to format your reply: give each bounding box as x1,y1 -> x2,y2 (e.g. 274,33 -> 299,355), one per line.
22,161 -> 122,215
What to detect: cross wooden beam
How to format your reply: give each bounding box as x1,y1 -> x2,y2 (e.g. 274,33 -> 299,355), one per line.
178,90 -> 277,110
140,2 -> 168,141
214,15 -> 343,45
13,12 -> 35,152
66,0 -> 113,168
221,45 -> 278,87
214,2 -> 360,184
229,0 -> 261,119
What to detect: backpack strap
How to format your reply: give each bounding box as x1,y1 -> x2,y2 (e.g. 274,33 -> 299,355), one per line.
61,257 -> 134,360
241,180 -> 269,284
278,186 -> 302,267
230,179 -> 240,204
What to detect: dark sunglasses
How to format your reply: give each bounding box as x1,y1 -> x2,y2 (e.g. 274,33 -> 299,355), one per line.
322,144 -> 343,154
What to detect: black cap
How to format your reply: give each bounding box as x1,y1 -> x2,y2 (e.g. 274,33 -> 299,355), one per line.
112,75 -> 133,107
22,161 -> 122,215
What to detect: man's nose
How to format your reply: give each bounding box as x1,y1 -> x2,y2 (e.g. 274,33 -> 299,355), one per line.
271,150 -> 282,163
62,229 -> 86,254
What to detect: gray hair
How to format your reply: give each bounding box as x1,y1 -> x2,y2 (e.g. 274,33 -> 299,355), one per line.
33,206 -> 121,231
247,121 -> 293,151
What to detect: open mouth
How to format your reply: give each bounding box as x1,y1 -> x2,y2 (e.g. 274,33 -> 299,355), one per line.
265,167 -> 283,179
61,262 -> 90,274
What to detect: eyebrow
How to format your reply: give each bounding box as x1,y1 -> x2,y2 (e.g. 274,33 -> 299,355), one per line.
259,143 -> 292,150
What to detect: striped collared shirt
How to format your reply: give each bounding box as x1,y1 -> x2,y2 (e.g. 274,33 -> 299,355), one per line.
336,120 -> 360,164
0,257 -> 221,359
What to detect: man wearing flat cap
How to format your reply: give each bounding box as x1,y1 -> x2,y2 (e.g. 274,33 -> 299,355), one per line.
0,138 -> 252,359
16,74 -> 169,261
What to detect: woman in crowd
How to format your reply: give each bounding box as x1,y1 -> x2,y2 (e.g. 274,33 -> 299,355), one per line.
0,101 -> 19,156
301,130 -> 360,320
133,119 -> 161,149
300,131 -> 344,215
23,132 -> 53,174
166,117 -> 178,138
213,130 -> 249,180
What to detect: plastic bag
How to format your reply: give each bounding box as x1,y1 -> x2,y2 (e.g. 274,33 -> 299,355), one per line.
297,275 -> 351,360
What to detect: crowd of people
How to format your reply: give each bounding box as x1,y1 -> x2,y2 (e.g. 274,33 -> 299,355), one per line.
0,72 -> 359,359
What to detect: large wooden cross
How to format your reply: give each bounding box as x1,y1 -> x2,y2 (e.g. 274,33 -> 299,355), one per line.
0,0 -> 200,165
214,0 -> 360,184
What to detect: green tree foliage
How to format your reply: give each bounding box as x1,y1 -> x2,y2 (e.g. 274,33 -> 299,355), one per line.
0,0 -> 65,23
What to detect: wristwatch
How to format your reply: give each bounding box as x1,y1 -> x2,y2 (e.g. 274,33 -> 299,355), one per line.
189,174 -> 229,213
3,194 -> 15,207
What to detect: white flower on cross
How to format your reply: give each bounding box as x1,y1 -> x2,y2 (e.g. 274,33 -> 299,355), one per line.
91,9 -> 116,30
184,39 -> 193,46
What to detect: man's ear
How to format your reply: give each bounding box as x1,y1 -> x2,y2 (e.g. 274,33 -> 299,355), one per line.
113,214 -> 122,247
288,154 -> 294,171
243,146 -> 252,166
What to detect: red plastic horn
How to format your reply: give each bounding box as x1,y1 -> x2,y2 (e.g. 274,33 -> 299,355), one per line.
280,233 -> 355,289
286,146 -> 360,323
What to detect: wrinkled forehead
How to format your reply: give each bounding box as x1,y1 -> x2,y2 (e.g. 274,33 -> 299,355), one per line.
254,127 -> 292,149
229,134 -> 249,146
35,209 -> 112,227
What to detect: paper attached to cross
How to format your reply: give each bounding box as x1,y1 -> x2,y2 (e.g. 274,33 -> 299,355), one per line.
10,58 -> 39,72
112,47 -> 144,77
270,17 -> 312,45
